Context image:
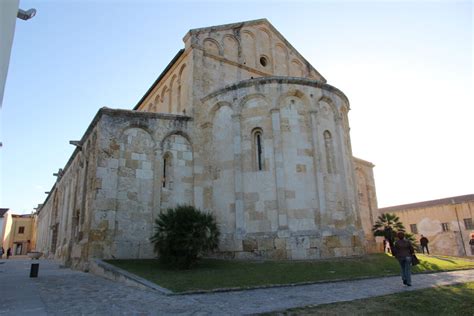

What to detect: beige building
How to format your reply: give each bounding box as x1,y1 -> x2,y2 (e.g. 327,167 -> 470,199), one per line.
1,212 -> 36,256
0,208 -> 8,248
35,19 -> 377,270
379,194 -> 474,257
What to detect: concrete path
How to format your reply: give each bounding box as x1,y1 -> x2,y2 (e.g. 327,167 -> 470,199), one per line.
1,258 -> 473,315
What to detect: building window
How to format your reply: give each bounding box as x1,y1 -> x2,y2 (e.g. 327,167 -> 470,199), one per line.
252,128 -> 264,171
163,156 -> 167,188
441,222 -> 449,232
18,226 -> 25,234
464,218 -> 473,230
162,153 -> 172,188
410,224 -> 418,234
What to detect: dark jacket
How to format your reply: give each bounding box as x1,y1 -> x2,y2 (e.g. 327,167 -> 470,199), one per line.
393,239 -> 414,259
420,237 -> 429,246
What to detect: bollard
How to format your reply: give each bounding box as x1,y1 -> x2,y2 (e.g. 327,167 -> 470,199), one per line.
30,263 -> 39,278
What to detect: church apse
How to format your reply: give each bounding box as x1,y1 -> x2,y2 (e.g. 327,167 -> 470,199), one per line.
35,19 -> 377,270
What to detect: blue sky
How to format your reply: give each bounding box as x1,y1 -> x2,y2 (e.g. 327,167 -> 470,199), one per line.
1,0 -> 472,214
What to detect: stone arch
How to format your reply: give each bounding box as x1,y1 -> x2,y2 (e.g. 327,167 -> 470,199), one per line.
241,30 -> 256,67
274,43 -> 289,76
258,28 -> 272,50
178,64 -> 187,114
290,59 -> 304,77
159,130 -> 193,152
160,86 -> 168,102
317,96 -> 340,120
153,94 -> 160,111
239,93 -> 269,117
323,130 -> 336,174
276,89 -> 310,112
162,151 -> 173,189
169,74 -> 178,114
223,34 -> 239,62
159,132 -> 194,211
251,127 -> 265,171
119,125 -> 154,142
178,63 -> 187,78
239,93 -> 267,107
203,38 -> 222,56
278,89 -> 317,232
209,101 -> 233,123
115,127 -> 155,257
160,86 -> 170,113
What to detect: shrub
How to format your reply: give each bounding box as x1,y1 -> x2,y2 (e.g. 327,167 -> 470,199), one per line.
150,205 -> 220,269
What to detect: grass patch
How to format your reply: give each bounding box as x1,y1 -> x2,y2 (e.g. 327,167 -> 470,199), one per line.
106,253 -> 474,293
274,282 -> 474,315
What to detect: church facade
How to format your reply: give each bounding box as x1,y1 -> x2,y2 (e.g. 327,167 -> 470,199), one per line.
35,19 -> 378,270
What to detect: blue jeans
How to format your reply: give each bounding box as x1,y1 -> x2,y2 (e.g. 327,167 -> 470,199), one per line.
398,256 -> 412,285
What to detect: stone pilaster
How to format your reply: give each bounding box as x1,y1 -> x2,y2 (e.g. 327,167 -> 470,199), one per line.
232,114 -> 245,237
310,110 -> 323,228
270,108 -> 288,235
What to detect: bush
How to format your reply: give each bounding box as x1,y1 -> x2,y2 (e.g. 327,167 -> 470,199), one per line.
150,205 -> 220,269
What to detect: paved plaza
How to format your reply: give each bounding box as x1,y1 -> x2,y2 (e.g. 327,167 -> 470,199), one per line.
1,258 -> 473,315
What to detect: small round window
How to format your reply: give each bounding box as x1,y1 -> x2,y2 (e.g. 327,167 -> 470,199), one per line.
260,56 -> 268,67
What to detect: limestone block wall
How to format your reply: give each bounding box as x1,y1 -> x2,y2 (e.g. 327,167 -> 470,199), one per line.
36,108 -> 194,269
88,109 -> 193,262
196,77 -> 365,260
35,19 -> 380,268
380,196 -> 474,257
189,20 -> 324,112
35,202 -> 50,253
136,51 -> 192,115
354,157 -> 378,252
136,19 -> 325,119
35,122 -> 99,269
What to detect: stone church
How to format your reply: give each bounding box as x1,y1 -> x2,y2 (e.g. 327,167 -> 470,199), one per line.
35,19 -> 378,270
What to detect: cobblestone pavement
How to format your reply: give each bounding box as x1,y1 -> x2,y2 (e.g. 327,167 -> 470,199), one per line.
1,259 -> 473,315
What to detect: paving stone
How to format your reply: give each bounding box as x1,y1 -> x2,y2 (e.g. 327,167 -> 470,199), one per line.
1,259 -> 473,315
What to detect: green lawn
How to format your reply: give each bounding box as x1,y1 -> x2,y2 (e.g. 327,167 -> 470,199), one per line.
106,253 -> 474,293
274,282 -> 474,315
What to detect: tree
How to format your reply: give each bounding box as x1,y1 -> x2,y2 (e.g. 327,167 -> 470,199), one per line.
150,205 -> 220,269
372,213 -> 406,252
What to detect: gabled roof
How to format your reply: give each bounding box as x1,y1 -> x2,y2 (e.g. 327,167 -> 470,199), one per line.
185,18 -> 269,37
134,19 -> 327,112
133,49 -> 184,110
379,194 -> 474,213
0,208 -> 8,217
184,18 -> 326,83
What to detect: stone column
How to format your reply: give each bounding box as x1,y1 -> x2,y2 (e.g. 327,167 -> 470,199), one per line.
270,108 -> 289,235
232,114 -> 245,237
310,110 -> 324,228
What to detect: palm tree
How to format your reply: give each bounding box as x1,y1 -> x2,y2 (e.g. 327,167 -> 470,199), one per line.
372,213 -> 406,252
150,205 -> 220,269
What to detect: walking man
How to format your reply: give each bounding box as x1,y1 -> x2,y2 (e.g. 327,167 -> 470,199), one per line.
420,235 -> 430,255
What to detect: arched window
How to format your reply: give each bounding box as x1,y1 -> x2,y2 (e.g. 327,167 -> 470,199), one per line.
252,128 -> 264,171
323,130 -> 335,174
162,152 -> 172,188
